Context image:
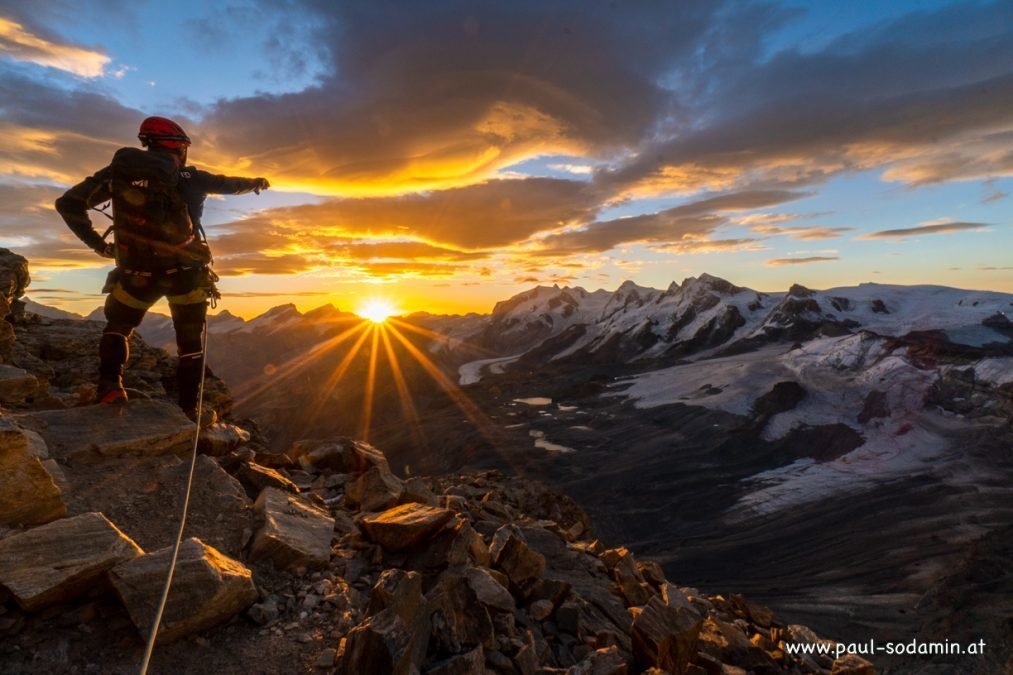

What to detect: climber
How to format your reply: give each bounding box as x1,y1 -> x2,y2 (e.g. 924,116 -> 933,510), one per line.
55,116 -> 270,426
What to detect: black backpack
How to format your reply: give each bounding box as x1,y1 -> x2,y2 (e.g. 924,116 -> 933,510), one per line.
108,148 -> 207,268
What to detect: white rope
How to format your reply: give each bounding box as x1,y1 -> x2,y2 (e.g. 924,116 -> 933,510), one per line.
139,317 -> 209,674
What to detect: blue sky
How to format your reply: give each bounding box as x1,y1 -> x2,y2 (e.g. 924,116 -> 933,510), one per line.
0,0 -> 1009,317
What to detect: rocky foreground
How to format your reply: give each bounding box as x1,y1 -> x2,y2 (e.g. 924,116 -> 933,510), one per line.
0,426 -> 873,675
0,249 -> 876,674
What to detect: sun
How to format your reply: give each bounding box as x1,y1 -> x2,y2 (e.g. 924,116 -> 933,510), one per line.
358,298 -> 398,323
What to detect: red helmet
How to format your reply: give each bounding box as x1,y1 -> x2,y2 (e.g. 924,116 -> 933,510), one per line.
138,116 -> 191,149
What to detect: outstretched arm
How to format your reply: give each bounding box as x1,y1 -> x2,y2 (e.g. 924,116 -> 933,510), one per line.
193,170 -> 270,196
54,167 -> 115,256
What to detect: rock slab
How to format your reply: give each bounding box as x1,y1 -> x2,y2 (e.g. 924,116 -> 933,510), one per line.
250,487 -> 335,569
0,511 -> 142,611
345,465 -> 404,512
110,537 -> 258,643
0,418 -> 66,526
235,461 -> 299,498
361,502 -> 455,552
15,400 -> 195,460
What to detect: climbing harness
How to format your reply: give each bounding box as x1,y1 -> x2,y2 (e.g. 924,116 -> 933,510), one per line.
138,319 -> 210,675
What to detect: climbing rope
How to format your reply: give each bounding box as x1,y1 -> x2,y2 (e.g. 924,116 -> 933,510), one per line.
138,317 -> 210,675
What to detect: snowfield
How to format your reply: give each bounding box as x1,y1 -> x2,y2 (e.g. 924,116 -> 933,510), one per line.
610,329 -> 1004,518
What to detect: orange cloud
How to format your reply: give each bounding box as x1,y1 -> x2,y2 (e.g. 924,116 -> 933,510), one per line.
0,18 -> 109,77
766,256 -> 839,266
208,178 -> 599,267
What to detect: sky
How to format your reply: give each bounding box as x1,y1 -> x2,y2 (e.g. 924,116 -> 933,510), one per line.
0,0 -> 1010,319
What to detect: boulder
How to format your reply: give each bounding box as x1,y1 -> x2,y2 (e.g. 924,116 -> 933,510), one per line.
345,465 -> 404,512
0,512 -> 142,611
400,476 -> 439,506
366,569 -> 429,667
0,248 -> 30,308
400,516 -> 488,572
638,560 -> 667,588
361,502 -> 454,552
0,365 -> 38,404
367,569 -> 425,621
14,400 -> 195,461
0,249 -> 28,360
698,616 -> 772,670
291,437 -> 390,474
728,593 -> 773,628
109,537 -> 258,643
198,422 -> 251,456
426,570 -> 496,654
660,584 -> 700,616
490,525 -> 546,593
0,418 -> 65,526
465,566 -> 515,613
235,461 -> 299,498
336,609 -> 416,675
250,487 -> 335,569
611,549 -> 651,607
631,595 -> 703,674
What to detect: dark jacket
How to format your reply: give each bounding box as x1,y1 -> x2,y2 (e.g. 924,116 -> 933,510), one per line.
56,158 -> 261,270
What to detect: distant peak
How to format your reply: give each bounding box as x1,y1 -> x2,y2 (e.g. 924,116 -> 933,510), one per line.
680,273 -> 741,295
254,303 -> 301,321
616,280 -> 643,293
305,303 -> 340,317
787,283 -> 815,298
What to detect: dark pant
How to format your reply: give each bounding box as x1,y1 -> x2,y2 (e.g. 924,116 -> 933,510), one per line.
100,267 -> 208,411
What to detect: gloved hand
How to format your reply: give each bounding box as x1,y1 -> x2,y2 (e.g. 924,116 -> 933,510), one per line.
253,178 -> 270,195
94,242 -> 116,259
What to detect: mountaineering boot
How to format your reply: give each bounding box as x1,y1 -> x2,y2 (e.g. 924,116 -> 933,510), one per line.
98,331 -> 129,404
97,380 -> 128,404
178,351 -> 215,427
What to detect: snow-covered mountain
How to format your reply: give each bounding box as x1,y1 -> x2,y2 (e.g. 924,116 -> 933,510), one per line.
456,275 -> 1013,383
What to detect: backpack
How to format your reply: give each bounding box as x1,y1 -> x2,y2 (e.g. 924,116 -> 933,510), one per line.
108,148 -> 209,268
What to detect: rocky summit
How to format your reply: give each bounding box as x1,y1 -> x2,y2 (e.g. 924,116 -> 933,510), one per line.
0,250 -> 876,674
